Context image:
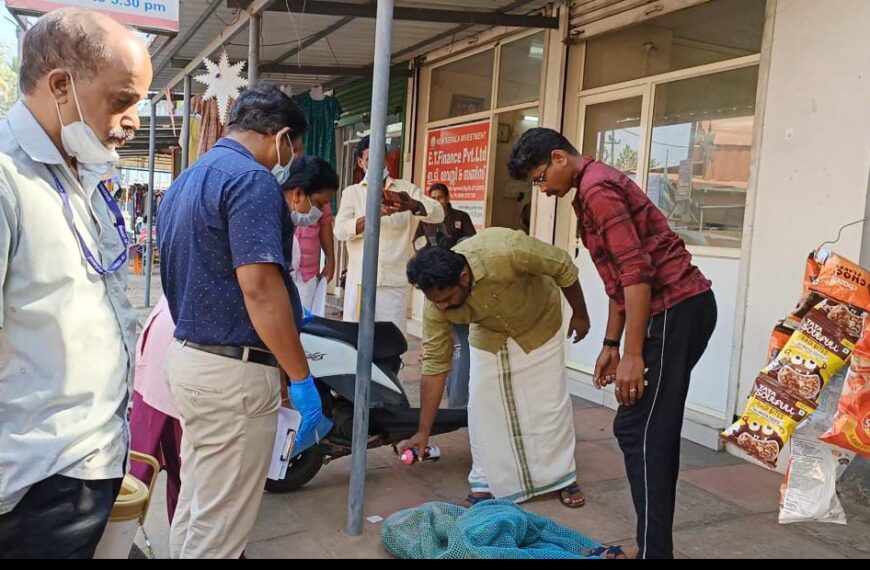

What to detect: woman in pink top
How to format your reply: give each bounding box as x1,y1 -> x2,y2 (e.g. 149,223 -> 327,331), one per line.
283,156 -> 339,313
128,295 -> 183,523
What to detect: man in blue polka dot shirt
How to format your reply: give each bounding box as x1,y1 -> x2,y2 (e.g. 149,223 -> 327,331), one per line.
158,83 -> 322,559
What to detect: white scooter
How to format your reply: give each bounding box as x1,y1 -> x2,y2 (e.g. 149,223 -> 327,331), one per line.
264,316 -> 468,493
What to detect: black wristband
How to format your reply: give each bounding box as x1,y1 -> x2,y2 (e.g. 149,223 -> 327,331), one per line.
603,339 -> 620,348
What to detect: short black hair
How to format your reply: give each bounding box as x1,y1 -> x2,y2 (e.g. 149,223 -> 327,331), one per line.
507,128 -> 580,181
355,135 -> 370,160
429,183 -> 449,197
282,156 -> 339,196
407,247 -> 465,291
228,82 -> 308,138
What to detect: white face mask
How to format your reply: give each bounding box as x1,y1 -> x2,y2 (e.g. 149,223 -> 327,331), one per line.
291,205 -> 323,227
291,195 -> 323,227
272,133 -> 295,184
53,73 -> 119,164
363,165 -> 390,181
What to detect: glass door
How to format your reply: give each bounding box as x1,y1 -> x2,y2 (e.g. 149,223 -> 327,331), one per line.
566,87 -> 650,374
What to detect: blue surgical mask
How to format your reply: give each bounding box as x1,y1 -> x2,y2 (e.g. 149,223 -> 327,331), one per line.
272,133 -> 294,184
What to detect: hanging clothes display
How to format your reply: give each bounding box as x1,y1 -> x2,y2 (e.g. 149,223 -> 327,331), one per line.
294,89 -> 342,168
191,95 -> 230,158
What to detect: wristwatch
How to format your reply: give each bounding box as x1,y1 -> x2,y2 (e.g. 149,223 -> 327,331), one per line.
603,338 -> 620,349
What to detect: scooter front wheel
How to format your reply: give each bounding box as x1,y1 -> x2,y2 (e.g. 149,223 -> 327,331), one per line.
264,446 -> 325,493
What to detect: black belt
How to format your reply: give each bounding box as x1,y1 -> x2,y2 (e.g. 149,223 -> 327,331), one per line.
183,341 -> 280,368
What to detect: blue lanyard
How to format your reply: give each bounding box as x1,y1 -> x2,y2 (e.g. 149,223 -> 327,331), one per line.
49,167 -> 130,275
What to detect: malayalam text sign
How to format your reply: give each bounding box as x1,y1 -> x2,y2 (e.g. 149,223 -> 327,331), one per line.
425,120 -> 490,228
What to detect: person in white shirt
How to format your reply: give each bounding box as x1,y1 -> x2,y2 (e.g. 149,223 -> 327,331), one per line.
0,8 -> 151,558
334,136 -> 444,336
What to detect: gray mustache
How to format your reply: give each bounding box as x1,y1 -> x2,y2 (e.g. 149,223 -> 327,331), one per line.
109,128 -> 135,144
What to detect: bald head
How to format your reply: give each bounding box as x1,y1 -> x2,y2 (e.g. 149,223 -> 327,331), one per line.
20,8 -> 147,94
19,8 -> 152,158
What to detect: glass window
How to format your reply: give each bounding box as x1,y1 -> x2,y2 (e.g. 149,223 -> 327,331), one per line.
429,50 -> 494,122
583,0 -> 765,89
497,32 -> 546,108
581,97 -> 644,180
491,108 -> 539,232
646,66 -> 759,248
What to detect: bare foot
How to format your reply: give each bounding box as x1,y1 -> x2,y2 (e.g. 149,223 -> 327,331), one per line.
586,543 -> 639,559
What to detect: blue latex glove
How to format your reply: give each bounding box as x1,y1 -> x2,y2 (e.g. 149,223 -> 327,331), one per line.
290,375 -> 323,445
302,308 -> 314,325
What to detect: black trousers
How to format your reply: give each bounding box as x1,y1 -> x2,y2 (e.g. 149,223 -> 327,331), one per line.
613,290 -> 717,559
0,474 -> 122,559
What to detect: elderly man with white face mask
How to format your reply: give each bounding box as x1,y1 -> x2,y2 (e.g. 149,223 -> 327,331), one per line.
0,8 -> 152,559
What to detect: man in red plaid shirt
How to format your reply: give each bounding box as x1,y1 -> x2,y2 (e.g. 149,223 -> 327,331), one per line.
508,128 -> 717,560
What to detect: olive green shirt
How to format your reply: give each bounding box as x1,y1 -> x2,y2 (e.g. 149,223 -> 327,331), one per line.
421,227 -> 579,376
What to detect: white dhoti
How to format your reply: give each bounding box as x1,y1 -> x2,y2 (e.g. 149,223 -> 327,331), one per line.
342,284 -> 408,337
467,329 -> 577,503
293,273 -> 319,311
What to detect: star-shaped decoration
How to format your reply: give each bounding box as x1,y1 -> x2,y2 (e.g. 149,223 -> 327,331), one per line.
194,50 -> 248,125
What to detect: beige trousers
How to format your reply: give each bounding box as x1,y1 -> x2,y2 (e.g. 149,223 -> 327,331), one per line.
165,341 -> 280,559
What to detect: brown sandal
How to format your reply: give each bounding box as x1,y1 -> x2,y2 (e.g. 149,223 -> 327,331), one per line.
559,483 -> 586,508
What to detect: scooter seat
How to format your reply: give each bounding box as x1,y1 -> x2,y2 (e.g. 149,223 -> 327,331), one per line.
302,316 -> 408,361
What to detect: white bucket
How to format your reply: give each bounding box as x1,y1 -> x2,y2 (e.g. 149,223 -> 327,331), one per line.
94,452 -> 160,559
93,474 -> 149,559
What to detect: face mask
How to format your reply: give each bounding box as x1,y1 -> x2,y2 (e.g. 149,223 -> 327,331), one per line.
290,195 -> 323,227
291,205 -> 323,227
363,166 -> 390,181
53,73 -> 119,164
272,133 -> 295,184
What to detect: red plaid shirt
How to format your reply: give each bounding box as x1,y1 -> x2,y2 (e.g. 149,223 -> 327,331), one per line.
572,157 -> 711,316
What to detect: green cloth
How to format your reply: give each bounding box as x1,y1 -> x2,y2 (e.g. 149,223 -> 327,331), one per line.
294,92 -> 342,169
421,227 -> 579,376
381,500 -> 602,559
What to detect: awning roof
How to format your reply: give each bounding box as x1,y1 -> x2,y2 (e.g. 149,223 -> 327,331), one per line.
148,0 -> 554,100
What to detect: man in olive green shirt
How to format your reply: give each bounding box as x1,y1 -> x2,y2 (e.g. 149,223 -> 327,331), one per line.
403,227 -> 591,508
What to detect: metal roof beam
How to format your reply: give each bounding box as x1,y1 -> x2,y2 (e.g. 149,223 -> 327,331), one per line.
151,0 -> 225,73
268,16 -> 355,65
227,0 -> 558,29
172,59 -> 406,78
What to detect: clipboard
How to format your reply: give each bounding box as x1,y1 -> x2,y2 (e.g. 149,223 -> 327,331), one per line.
268,408 -> 301,480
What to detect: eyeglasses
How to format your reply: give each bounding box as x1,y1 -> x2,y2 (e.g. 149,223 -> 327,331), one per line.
532,161 -> 552,188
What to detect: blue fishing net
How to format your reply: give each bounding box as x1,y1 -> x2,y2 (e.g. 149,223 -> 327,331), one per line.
381,500 -> 603,559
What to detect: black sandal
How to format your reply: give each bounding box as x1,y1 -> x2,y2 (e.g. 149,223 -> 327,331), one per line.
586,545 -> 628,559
463,493 -> 493,508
